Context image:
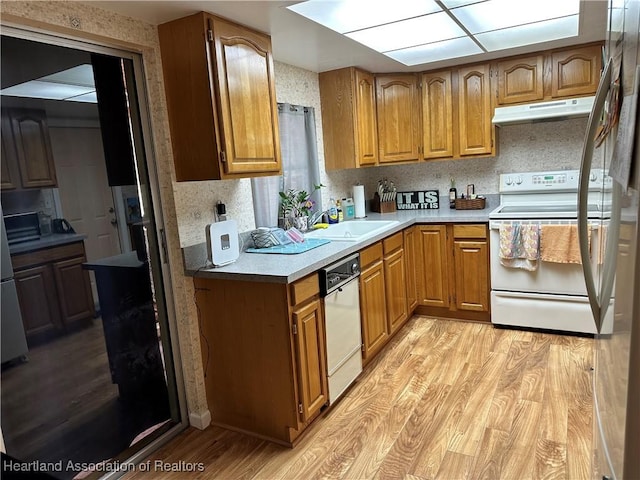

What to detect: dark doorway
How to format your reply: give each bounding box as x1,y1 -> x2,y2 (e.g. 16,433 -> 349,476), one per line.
1,34 -> 181,479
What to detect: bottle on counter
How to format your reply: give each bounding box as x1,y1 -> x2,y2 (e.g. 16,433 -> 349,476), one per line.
449,178 -> 457,209
342,198 -> 355,220
337,198 -> 343,222
328,198 -> 339,224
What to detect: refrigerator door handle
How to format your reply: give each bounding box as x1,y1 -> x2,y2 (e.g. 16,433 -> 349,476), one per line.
599,181 -> 622,326
578,57 -> 612,331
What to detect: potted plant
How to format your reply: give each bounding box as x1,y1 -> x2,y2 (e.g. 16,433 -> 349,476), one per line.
279,184 -> 323,231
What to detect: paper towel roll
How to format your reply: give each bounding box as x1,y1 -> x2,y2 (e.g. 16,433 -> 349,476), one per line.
353,185 -> 366,218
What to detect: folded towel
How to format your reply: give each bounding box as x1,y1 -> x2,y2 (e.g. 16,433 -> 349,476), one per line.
499,223 -> 540,271
540,225 -> 590,264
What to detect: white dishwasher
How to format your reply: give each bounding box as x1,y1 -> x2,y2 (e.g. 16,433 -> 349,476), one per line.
320,253 -> 363,405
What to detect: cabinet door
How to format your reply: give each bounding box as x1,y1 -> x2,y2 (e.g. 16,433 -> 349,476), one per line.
422,71 -> 453,159
360,260 -> 388,362
551,45 -> 602,98
457,64 -> 493,156
1,111 -> 20,190
354,69 -> 378,167
211,16 -> 282,175
384,248 -> 408,334
14,265 -> 62,336
52,256 -> 95,324
292,298 -> 328,422
404,227 -> 419,313
417,225 -> 450,308
497,55 -> 544,105
8,108 -> 57,188
375,74 -> 421,163
453,239 -> 490,313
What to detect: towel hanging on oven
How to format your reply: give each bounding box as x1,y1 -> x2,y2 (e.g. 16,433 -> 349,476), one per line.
540,224 -> 590,264
499,223 -> 540,271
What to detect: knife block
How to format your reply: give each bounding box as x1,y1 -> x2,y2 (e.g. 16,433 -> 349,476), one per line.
371,193 -> 397,213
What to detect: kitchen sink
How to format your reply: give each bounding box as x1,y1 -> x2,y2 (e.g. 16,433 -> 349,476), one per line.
304,220 -> 400,242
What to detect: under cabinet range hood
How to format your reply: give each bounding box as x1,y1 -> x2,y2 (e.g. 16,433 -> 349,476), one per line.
492,96 -> 595,126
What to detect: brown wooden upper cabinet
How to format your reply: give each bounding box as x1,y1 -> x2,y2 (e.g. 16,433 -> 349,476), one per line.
319,67 -> 378,170
496,55 -> 545,105
494,43 -> 602,105
375,74 -> 421,164
457,64 -> 493,157
422,70 -> 454,159
158,12 -> 282,181
1,108 -> 58,190
421,65 -> 494,160
551,44 -> 602,98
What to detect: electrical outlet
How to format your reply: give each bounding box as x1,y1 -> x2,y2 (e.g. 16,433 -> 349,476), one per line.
434,173 -> 442,179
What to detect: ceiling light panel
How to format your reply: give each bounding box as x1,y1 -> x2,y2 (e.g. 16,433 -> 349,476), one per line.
439,0 -> 486,8
40,64 -> 95,87
386,36 -> 483,65
66,91 -> 98,103
0,80 -> 95,101
451,0 -> 580,33
287,0 -> 441,34
346,11 -> 465,52
476,15 -> 579,51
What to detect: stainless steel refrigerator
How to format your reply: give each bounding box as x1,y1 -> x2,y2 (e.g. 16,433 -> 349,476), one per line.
579,0 -> 640,478
0,204 -> 28,364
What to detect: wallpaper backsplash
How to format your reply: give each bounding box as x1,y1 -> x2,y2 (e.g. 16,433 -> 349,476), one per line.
174,61 -> 588,247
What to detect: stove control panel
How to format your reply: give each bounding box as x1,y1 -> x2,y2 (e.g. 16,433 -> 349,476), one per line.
500,169 -> 611,193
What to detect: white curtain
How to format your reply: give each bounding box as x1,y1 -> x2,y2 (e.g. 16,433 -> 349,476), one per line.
251,103 -> 321,228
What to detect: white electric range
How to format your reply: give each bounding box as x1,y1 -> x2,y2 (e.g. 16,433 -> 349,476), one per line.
489,169 -> 612,334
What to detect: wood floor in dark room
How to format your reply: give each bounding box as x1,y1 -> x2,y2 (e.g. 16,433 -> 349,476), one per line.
126,316 -> 594,480
1,319 -> 169,478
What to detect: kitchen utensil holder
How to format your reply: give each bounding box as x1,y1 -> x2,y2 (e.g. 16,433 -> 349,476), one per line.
454,197 -> 486,210
371,193 -> 397,213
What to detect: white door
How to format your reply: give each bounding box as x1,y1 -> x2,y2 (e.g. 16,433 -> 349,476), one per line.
49,126 -> 121,299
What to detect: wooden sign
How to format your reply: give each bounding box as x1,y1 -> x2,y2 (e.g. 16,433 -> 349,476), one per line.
396,190 -> 440,210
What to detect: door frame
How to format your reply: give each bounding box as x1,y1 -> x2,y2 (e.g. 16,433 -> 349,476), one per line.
0,23 -> 189,468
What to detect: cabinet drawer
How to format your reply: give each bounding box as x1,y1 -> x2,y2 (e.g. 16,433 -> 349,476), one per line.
453,224 -> 486,239
383,232 -> 403,255
12,241 -> 86,270
290,273 -> 319,306
360,242 -> 383,269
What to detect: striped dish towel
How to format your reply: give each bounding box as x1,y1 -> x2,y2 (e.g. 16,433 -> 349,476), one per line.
499,223 -> 540,271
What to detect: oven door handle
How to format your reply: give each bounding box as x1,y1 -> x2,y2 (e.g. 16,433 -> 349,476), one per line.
578,57 -> 612,332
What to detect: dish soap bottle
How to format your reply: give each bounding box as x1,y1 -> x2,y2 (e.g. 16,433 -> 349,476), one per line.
328,198 -> 339,224
449,178 -> 457,209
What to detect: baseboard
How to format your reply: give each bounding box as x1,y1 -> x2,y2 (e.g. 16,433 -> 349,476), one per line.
188,409 -> 211,430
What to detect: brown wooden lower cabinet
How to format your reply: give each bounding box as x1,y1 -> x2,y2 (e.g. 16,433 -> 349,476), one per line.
383,232 -> 408,335
12,241 -> 94,338
360,254 -> 388,365
404,226 -> 419,313
193,273 -> 328,446
14,264 -> 63,336
359,232 -> 412,366
415,223 -> 491,321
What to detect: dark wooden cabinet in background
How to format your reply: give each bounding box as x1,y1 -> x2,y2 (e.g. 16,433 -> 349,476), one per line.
11,241 -> 94,338
1,107 -> 57,191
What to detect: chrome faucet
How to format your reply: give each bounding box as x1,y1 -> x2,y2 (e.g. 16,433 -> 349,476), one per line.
309,210 -> 327,226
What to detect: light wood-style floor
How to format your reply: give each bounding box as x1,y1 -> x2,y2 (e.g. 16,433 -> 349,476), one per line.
126,316 -> 594,480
